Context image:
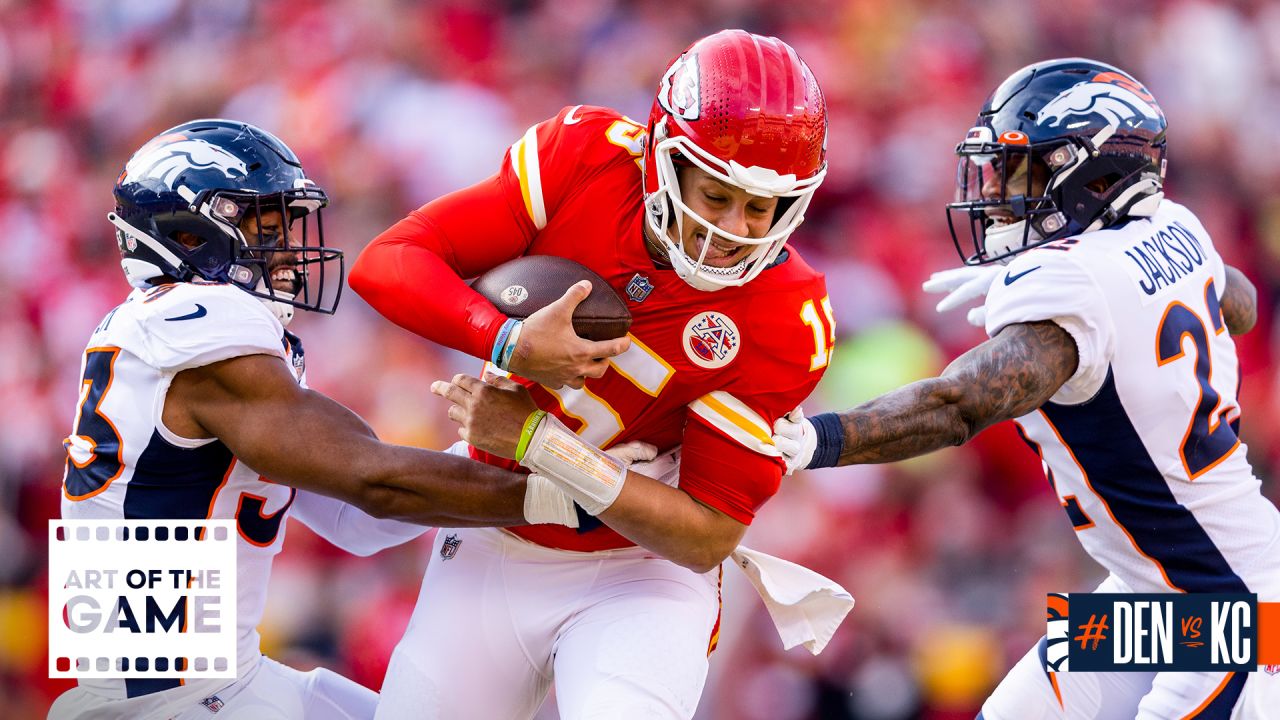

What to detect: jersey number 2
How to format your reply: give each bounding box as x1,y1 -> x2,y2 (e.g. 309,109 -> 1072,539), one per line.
1155,280 -> 1239,479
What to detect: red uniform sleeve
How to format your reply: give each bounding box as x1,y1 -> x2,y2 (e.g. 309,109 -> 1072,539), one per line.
349,174 -> 536,358
678,418 -> 784,524
351,106 -> 625,359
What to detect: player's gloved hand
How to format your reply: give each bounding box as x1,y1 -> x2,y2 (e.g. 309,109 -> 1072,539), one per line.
921,265 -> 1001,327
772,408 -> 817,476
431,373 -> 537,458
505,280 -> 631,389
610,440 -> 659,466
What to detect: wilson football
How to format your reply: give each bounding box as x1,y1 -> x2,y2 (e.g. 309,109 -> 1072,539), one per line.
471,256 -> 632,341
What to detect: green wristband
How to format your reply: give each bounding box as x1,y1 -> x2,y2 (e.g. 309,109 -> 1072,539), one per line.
515,410 -> 547,463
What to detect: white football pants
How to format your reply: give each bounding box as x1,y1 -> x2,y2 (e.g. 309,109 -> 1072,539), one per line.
375,526 -> 721,720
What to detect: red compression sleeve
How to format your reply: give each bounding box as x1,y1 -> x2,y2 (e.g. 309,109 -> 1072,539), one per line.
350,174 -> 534,359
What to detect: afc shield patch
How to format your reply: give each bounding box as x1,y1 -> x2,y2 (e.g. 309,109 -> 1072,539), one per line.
683,311 -> 740,369
439,533 -> 462,561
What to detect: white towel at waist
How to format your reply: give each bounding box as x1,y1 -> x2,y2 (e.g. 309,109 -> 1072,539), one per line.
729,545 -> 854,655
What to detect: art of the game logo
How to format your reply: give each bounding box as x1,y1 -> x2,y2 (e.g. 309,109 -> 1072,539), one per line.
49,520 -> 237,680
683,311 -> 739,369
1046,592 -> 1280,672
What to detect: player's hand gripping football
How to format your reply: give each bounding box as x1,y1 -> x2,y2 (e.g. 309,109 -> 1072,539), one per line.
921,265 -> 1001,327
508,281 -> 630,390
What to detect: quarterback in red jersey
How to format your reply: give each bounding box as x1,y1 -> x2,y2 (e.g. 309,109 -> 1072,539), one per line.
351,29 -> 833,719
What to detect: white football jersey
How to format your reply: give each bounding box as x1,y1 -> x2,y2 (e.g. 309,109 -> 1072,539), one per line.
984,200 -> 1280,598
61,281 -> 303,701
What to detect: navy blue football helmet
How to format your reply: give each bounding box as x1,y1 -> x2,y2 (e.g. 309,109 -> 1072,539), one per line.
110,119 -> 343,320
946,58 -> 1167,265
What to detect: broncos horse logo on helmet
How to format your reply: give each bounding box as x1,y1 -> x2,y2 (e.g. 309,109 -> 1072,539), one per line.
110,119 -> 344,325
1037,80 -> 1163,130
946,58 -> 1167,265
123,137 -> 250,190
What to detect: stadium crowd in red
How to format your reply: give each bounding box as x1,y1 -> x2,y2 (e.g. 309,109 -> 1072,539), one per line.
1,1 -> 1276,717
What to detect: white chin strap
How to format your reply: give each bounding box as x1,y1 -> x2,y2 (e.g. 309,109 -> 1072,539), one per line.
983,221 -> 1041,264
255,279 -> 295,327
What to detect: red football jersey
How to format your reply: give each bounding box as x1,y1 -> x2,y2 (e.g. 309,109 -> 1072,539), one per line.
357,105 -> 835,551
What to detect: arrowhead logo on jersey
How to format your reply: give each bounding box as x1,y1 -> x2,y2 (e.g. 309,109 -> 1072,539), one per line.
1037,76 -> 1162,130
658,54 -> 700,121
683,311 -> 740,369
123,135 -> 249,190
440,533 -> 462,560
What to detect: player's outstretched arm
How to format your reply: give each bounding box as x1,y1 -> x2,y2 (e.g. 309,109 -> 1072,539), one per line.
808,320 -> 1078,467
1222,265 -> 1257,336
164,353 -> 532,527
433,374 -> 746,572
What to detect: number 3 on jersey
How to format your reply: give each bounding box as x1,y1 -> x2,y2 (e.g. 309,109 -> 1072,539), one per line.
1156,279 -> 1239,479
64,347 -> 124,499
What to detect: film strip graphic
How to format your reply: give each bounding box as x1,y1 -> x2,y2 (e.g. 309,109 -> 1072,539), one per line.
49,520 -> 237,679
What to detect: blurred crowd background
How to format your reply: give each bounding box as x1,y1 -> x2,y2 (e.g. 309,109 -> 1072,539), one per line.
2,0 -> 1279,717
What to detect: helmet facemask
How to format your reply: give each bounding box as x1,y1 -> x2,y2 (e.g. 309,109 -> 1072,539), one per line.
206,184 -> 344,322
644,120 -> 823,291
111,182 -> 343,324
947,134 -> 1069,265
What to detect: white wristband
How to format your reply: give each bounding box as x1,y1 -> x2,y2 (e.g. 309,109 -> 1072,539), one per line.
522,473 -> 580,527
522,413 -> 627,516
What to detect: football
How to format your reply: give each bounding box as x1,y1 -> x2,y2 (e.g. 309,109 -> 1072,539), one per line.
471,256 -> 632,341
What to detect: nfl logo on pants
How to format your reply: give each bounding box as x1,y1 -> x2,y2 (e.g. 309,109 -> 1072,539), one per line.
440,534 -> 461,561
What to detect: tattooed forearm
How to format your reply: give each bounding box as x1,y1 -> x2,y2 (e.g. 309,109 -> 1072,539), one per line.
835,321 -> 1079,465
1221,265 -> 1257,336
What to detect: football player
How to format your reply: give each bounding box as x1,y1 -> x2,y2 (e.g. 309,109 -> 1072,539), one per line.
773,59 -> 1277,719
51,120 -> 586,720
350,29 -> 834,720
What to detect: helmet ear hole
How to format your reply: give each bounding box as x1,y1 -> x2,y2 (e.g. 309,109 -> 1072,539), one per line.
166,231 -> 205,250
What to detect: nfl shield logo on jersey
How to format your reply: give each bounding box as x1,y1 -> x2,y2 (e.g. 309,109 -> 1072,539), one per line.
1265,665 -> 1280,676
440,533 -> 462,560
626,274 -> 653,303
201,695 -> 225,713
683,311 -> 740,369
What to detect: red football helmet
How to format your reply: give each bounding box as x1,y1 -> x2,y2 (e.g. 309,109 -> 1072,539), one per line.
643,29 -> 828,291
